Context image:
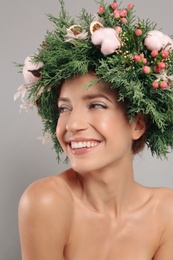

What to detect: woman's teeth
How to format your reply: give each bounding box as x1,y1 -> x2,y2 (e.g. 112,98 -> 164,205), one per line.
71,141 -> 99,149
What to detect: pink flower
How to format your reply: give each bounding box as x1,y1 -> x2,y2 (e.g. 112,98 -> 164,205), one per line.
22,56 -> 44,84
98,6 -> 105,14
91,28 -> 121,55
111,2 -> 118,9
127,4 -> 134,9
142,66 -> 150,74
135,29 -> 142,36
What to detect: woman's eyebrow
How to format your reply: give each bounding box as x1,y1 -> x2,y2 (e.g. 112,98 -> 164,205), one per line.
57,97 -> 70,103
57,93 -> 113,103
82,93 -> 112,102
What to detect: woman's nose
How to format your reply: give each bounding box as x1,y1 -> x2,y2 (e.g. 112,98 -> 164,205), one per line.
66,108 -> 88,133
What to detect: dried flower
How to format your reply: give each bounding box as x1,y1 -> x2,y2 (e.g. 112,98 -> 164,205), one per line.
65,26 -> 88,44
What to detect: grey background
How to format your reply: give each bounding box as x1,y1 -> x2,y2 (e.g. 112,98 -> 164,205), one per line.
1,0 -> 173,259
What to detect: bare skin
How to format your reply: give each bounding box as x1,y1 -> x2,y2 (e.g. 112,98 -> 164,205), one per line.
18,73 -> 173,260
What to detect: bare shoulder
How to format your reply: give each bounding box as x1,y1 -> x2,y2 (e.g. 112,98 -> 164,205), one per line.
150,188 -> 173,259
19,169 -> 74,214
153,187 -> 173,212
18,168 -> 75,260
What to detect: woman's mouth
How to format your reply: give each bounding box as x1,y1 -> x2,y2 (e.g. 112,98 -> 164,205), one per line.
71,141 -> 99,149
68,140 -> 101,154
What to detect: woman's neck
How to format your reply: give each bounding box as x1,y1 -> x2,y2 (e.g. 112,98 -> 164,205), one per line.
76,158 -> 141,217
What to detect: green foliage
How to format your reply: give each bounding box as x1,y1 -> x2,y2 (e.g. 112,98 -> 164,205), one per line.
20,0 -> 173,160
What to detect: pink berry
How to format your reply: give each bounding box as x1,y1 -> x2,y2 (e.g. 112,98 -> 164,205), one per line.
154,66 -> 161,73
160,81 -> 168,89
111,2 -> 118,9
98,6 -> 104,14
152,81 -> 159,89
127,4 -> 134,9
120,18 -> 127,24
115,26 -> 122,33
114,10 -> 120,19
135,29 -> 142,36
142,66 -> 150,74
134,55 -> 141,62
161,50 -> 169,59
151,50 -> 158,57
158,62 -> 166,69
142,58 -> 147,64
120,9 -> 128,17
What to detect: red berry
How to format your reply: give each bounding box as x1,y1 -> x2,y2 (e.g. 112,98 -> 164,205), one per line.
152,81 -> 159,89
158,62 -> 166,69
134,55 -> 141,62
98,6 -> 104,14
160,81 -> 168,89
161,50 -> 169,59
111,2 -> 118,9
142,66 -> 150,74
135,29 -> 142,36
151,50 -> 158,57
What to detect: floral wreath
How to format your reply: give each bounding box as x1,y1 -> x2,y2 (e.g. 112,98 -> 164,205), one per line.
14,0 -> 173,160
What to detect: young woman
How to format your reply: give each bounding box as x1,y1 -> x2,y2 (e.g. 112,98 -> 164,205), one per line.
15,1 -> 173,259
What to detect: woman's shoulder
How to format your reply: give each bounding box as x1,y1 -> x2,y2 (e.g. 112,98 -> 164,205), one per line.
149,186 -> 173,217
19,168 -> 76,221
18,169 -> 76,258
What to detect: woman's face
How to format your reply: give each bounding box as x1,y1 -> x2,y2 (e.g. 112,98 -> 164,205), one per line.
56,73 -> 142,173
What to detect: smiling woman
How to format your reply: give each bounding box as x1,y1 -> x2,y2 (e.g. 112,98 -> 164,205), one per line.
16,0 -> 173,259
56,72 -> 144,174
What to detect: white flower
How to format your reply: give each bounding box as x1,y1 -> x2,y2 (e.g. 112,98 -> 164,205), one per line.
37,132 -> 52,145
14,84 -> 30,101
19,99 -> 28,112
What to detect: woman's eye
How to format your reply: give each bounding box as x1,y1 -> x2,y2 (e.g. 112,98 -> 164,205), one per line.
58,106 -> 71,114
90,103 -> 107,109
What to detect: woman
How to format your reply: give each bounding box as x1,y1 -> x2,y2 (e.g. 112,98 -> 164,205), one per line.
16,0 -> 173,259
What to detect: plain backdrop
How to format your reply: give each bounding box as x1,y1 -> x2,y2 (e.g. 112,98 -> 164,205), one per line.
1,0 -> 173,259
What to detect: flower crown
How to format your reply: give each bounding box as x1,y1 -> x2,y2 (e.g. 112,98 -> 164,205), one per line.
14,0 -> 173,160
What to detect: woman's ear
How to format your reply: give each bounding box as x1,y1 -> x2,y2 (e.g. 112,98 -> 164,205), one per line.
131,114 -> 146,140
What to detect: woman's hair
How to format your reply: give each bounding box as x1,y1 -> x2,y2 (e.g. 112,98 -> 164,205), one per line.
15,0 -> 173,160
